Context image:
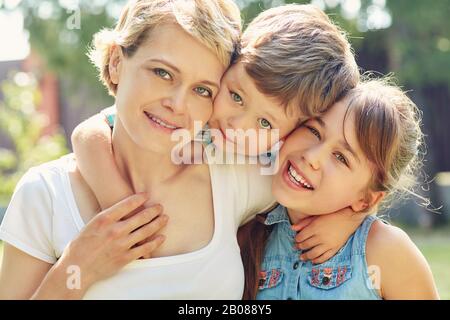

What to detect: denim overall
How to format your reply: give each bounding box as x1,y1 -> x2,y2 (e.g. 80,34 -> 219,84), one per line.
256,205 -> 382,300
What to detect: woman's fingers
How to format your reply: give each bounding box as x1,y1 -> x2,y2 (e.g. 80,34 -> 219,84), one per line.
128,235 -> 166,261
127,215 -> 169,248
98,193 -> 149,222
122,205 -> 163,234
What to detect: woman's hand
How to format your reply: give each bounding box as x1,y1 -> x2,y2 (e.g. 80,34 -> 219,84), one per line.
33,193 -> 167,299
291,208 -> 365,264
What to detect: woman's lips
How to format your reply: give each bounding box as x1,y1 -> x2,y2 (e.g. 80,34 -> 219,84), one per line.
144,111 -> 181,133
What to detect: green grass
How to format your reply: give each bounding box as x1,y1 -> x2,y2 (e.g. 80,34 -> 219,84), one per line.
0,228 -> 449,299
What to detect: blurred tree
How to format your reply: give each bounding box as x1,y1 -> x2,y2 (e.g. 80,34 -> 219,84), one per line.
0,72 -> 68,206
0,0 -> 121,105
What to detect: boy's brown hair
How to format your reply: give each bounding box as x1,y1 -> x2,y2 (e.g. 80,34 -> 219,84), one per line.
240,4 -> 359,118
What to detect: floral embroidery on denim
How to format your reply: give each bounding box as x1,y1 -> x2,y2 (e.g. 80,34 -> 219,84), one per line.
258,269 -> 283,290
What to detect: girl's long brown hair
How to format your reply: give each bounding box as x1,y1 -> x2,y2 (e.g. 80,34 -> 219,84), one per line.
237,213 -> 273,300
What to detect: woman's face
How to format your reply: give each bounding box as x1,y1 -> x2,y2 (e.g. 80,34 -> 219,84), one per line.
112,23 -> 225,153
209,62 -> 300,156
272,99 -> 380,215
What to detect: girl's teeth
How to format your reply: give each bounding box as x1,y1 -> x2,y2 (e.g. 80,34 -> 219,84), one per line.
288,164 -> 312,190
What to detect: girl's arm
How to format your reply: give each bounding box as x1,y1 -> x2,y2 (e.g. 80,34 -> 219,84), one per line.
71,112 -> 133,210
292,208 -> 365,264
366,220 -> 439,299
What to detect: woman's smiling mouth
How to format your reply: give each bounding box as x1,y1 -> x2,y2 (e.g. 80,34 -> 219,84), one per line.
144,111 -> 181,132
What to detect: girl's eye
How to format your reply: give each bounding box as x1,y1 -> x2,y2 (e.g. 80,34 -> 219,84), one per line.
194,87 -> 213,98
230,91 -> 243,105
335,153 -> 349,166
306,126 -> 321,140
258,118 -> 272,130
154,68 -> 172,80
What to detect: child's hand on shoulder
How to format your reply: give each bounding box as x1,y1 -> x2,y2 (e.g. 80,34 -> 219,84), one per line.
291,208 -> 365,264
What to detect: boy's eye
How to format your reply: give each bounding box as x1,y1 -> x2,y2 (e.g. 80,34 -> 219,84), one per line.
334,153 -> 349,166
154,68 -> 172,80
306,126 -> 321,140
230,91 -> 243,105
194,87 -> 213,98
258,118 -> 272,130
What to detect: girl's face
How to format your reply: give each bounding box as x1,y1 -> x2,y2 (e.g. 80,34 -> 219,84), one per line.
111,23 -> 225,154
272,99 -> 382,216
209,62 -> 300,156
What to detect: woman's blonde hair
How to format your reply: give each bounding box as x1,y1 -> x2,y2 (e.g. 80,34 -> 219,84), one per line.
89,0 -> 242,95
343,76 -> 427,210
240,4 -> 360,118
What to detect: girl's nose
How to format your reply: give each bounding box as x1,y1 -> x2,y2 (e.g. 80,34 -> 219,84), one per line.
302,145 -> 323,171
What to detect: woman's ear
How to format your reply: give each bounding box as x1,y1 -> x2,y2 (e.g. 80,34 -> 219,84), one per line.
109,45 -> 124,85
351,191 -> 386,213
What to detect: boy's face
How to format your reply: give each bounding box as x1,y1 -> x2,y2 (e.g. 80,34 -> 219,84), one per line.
209,62 -> 300,156
272,99 -> 380,216
111,23 -> 225,154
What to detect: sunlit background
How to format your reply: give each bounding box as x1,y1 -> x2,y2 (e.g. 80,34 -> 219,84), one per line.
0,0 -> 449,298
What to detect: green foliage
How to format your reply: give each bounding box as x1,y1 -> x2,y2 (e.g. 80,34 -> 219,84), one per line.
3,0 -> 119,104
0,73 -> 68,206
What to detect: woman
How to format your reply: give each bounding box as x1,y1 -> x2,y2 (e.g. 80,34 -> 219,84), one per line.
0,0 -> 268,299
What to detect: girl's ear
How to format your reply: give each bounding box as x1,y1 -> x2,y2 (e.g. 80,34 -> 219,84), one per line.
109,45 -> 124,85
351,191 -> 386,213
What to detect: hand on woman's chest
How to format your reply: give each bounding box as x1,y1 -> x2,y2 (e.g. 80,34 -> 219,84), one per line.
141,165 -> 215,257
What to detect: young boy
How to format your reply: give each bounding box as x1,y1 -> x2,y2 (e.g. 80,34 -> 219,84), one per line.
71,4 -> 362,264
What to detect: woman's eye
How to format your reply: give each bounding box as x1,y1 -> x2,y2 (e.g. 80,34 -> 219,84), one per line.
230,91 -> 243,105
154,68 -> 171,80
258,118 -> 272,130
335,153 -> 349,166
194,87 -> 212,98
306,126 -> 321,140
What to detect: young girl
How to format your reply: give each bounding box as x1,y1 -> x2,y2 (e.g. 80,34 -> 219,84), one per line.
238,79 -> 440,300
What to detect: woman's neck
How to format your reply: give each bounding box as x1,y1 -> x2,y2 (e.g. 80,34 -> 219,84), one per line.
111,117 -> 186,193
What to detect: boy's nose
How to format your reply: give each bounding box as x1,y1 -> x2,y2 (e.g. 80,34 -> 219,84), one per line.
227,113 -> 250,131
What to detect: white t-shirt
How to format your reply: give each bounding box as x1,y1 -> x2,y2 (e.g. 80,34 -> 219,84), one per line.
0,154 -> 275,299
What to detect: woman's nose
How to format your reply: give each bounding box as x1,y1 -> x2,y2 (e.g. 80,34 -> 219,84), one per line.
162,88 -> 189,115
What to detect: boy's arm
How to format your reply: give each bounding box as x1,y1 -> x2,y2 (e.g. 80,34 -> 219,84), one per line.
291,208 -> 365,264
71,112 -> 134,210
